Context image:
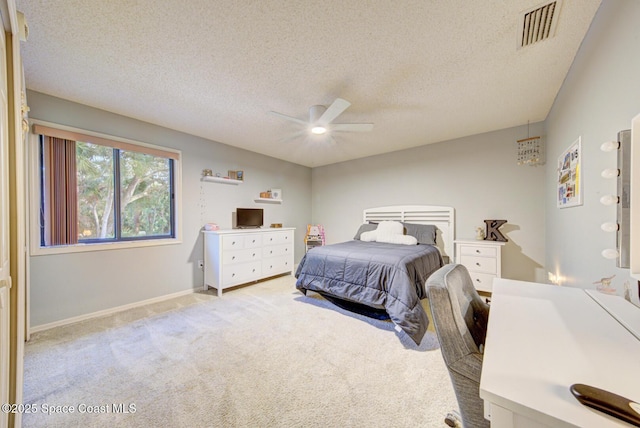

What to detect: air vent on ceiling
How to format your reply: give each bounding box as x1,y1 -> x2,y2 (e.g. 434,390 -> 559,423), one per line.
519,0 -> 561,48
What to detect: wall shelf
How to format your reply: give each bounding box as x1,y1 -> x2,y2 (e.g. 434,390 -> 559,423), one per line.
254,198 -> 282,204
203,176 -> 242,185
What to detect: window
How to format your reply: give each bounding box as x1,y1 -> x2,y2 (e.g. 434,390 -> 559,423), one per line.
34,124 -> 179,250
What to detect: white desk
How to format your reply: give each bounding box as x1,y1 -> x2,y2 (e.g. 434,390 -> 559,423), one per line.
480,279 -> 640,428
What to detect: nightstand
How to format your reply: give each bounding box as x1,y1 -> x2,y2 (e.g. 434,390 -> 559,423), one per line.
454,239 -> 505,293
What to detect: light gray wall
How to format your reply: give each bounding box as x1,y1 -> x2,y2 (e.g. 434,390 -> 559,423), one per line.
312,123 -> 546,283
27,91 -> 312,327
27,0 -> 640,326
545,0 -> 640,303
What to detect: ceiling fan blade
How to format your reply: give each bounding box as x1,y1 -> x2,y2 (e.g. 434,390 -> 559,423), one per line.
318,98 -> 351,125
268,110 -> 308,125
331,123 -> 374,132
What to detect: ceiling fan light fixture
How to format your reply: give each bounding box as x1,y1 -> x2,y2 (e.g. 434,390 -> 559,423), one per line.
311,125 -> 327,135
270,98 -> 373,141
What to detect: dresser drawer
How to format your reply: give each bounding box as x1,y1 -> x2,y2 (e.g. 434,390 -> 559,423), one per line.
262,244 -> 292,258
243,234 -> 262,249
460,255 -> 497,275
262,256 -> 293,276
223,248 -> 261,265
222,261 -> 262,286
459,244 -> 497,258
468,271 -> 496,293
263,231 -> 293,246
222,235 -> 245,250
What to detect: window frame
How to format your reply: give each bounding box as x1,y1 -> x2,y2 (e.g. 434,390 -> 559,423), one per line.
29,120 -> 182,256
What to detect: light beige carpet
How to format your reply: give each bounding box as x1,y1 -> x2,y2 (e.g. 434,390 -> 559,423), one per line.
23,275 -> 457,427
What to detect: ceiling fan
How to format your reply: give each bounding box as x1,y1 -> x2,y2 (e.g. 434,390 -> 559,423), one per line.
269,98 -> 373,136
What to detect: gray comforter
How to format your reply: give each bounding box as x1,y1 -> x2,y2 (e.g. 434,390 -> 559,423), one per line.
295,240 -> 443,344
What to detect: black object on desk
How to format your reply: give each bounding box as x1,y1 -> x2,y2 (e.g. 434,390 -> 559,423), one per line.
570,383 -> 640,427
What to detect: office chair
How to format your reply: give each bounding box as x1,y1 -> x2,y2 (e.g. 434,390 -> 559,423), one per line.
426,264 -> 490,428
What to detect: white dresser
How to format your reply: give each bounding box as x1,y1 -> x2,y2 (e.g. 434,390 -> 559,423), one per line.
454,239 -> 505,293
203,228 -> 295,296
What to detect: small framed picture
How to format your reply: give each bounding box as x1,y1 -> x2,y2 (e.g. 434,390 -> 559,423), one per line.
236,170 -> 244,181
228,170 -> 238,180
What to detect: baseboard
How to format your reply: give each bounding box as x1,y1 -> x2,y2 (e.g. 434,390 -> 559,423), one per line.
30,288 -> 198,334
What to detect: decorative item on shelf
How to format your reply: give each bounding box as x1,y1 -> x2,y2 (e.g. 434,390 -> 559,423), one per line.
202,169 -> 213,177
593,275 -> 616,295
260,191 -> 272,198
227,170 -> 244,180
516,122 -> 545,166
270,223 -> 282,228
557,137 -> 582,208
475,226 -> 485,240
204,223 -> 219,231
270,188 -> 282,199
484,219 -> 508,242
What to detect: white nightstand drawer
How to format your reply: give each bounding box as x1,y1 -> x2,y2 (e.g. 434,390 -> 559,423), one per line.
469,271 -> 496,293
459,245 -> 497,258
460,255 -> 497,275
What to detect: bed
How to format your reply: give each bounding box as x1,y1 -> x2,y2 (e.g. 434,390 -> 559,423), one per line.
295,205 -> 455,344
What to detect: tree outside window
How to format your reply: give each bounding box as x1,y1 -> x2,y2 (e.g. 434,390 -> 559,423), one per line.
39,130 -> 176,247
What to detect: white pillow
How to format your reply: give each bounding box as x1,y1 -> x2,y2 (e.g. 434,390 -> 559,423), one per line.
360,230 -> 377,242
377,233 -> 418,245
358,221 -> 417,245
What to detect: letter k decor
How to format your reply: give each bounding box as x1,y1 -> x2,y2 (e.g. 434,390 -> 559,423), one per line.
484,219 -> 508,242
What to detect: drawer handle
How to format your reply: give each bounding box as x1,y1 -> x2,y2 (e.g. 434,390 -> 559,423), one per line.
270,265 -> 273,269
232,241 -> 236,246
232,273 -> 235,277
252,268 -> 256,272
476,262 -> 481,266
475,278 -> 481,282
232,256 -> 236,260
475,249 -> 480,253
252,239 -> 256,243
270,250 -> 273,254
252,253 -> 256,257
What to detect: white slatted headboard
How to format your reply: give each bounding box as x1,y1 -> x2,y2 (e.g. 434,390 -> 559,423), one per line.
363,205 -> 455,261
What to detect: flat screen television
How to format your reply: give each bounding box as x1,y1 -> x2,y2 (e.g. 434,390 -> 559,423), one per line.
236,208 -> 263,228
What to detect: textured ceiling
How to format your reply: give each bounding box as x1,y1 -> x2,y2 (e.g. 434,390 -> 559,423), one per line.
17,0 -> 601,167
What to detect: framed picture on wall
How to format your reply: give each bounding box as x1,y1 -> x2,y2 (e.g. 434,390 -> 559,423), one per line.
557,137 -> 582,208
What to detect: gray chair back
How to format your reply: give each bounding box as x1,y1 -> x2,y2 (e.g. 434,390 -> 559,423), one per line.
426,264 -> 490,428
